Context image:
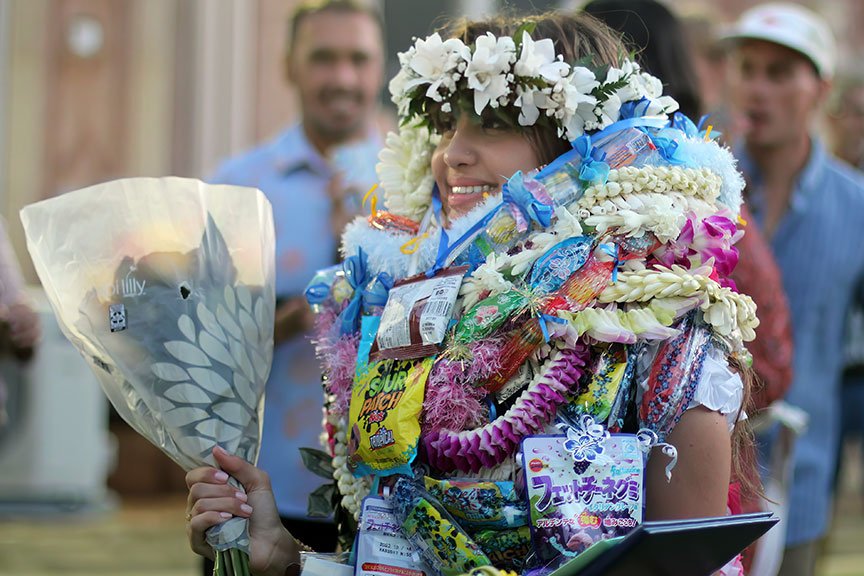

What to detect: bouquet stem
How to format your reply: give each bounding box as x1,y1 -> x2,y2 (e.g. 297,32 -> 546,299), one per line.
214,548 -> 250,576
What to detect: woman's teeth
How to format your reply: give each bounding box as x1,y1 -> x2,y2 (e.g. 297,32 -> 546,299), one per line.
450,184 -> 496,195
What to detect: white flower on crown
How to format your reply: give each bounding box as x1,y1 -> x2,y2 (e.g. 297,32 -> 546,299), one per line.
560,67 -> 600,138
514,32 -> 569,82
390,32 -> 471,113
465,33 -> 517,114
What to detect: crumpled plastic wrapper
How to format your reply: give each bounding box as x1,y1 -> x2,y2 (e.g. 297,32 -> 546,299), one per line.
20,177 -> 275,553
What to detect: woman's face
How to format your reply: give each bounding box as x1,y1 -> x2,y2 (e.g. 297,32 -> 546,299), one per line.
431,114 -> 541,225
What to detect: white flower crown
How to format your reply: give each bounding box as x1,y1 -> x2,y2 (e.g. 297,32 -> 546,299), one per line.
388,29 -> 679,141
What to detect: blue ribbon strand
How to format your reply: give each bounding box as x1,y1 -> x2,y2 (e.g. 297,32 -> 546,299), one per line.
426,183 -> 500,277
598,242 -> 620,283
538,313 -> 568,342
425,177 -> 555,277
588,115 -> 669,145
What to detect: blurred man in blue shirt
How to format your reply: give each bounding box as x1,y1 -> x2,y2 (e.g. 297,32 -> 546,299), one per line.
208,0 -> 384,560
724,4 -> 864,575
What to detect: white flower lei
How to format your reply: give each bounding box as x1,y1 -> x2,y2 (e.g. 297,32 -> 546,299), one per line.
597,264 -> 759,350
376,119 -> 440,221
579,166 -> 722,205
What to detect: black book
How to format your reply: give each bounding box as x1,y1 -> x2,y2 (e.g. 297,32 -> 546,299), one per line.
550,512 -> 779,576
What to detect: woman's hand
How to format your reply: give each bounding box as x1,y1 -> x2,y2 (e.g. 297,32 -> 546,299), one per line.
185,446 -> 302,576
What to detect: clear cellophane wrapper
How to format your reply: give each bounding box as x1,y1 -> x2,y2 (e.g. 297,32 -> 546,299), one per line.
20,177 -> 276,553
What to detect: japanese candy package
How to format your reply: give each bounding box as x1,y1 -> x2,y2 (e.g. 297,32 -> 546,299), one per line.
20,177 -> 275,559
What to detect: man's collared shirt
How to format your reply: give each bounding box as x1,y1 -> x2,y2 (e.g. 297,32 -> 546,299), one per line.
738,139 -> 864,545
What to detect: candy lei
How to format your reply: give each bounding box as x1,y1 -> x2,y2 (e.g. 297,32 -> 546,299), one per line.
460,167 -> 725,302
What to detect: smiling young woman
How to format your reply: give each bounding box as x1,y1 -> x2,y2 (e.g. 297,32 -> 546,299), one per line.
184,10 -> 759,576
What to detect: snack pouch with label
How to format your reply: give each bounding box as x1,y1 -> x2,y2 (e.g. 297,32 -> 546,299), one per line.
356,495 -> 432,576
389,477 -> 492,576
348,357 -> 433,477
521,433 -> 644,568
370,267 -> 467,361
423,477 -> 528,531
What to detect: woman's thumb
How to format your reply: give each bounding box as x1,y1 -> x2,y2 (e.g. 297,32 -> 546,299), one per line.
212,446 -> 261,489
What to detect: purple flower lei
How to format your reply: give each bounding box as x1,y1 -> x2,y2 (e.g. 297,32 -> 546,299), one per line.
422,343 -> 590,473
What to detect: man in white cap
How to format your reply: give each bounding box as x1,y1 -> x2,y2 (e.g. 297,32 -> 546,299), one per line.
724,4 -> 864,575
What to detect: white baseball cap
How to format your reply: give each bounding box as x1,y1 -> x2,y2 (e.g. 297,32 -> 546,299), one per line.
722,2 -> 836,79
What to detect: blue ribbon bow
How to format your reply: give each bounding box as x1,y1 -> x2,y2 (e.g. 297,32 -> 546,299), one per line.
669,112 -> 720,141
648,133 -> 687,166
365,271 -> 393,308
338,248 -> 392,335
619,97 -> 652,120
338,249 -> 369,334
572,135 -> 610,186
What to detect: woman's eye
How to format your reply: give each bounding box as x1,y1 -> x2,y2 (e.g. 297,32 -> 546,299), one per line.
481,117 -> 508,131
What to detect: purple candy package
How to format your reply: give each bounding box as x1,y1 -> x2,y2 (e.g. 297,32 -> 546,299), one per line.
521,426 -> 644,569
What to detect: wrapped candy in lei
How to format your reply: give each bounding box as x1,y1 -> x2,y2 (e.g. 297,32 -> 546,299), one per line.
304,25 -> 757,575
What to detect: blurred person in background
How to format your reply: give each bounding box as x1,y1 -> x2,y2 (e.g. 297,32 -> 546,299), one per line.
0,217 -> 41,428
204,0 -> 385,569
826,74 -> 864,499
826,73 -> 864,171
723,4 -> 864,575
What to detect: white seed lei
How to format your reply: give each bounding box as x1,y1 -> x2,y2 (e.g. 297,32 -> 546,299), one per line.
327,414 -> 371,521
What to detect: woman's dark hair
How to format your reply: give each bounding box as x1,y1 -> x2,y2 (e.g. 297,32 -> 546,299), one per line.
583,0 -> 702,120
444,12 -> 628,165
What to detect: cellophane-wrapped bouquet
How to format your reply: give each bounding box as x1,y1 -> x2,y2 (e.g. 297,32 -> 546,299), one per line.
20,177 -> 275,576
